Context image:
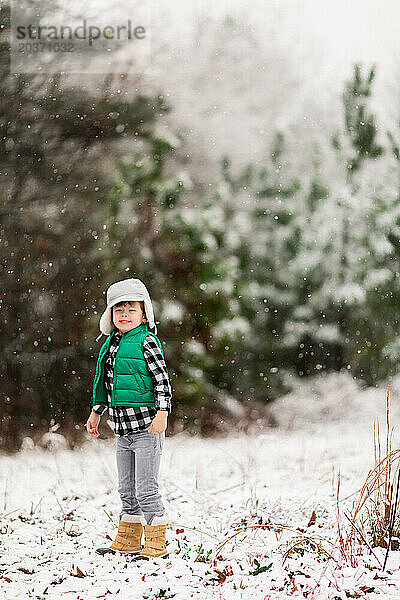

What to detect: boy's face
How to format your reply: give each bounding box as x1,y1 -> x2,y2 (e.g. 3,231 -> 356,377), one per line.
112,301 -> 147,334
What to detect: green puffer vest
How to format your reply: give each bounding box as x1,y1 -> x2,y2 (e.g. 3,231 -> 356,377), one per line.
91,323 -> 163,409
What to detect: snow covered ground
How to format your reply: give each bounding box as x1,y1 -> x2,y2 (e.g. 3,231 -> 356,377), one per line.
2,371 -> 400,599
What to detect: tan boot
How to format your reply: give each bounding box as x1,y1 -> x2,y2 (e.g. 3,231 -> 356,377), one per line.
133,515 -> 169,560
96,514 -> 146,555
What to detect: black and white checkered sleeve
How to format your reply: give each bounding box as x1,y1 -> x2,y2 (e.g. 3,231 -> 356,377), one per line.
143,336 -> 172,414
92,404 -> 107,416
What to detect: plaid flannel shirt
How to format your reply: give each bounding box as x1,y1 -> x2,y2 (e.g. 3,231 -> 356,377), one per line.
92,330 -> 172,436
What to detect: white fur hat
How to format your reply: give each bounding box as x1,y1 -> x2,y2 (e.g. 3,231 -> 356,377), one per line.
96,278 -> 157,342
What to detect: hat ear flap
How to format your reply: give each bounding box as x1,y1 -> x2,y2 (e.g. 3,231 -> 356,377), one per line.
143,298 -> 156,333
99,307 -> 115,336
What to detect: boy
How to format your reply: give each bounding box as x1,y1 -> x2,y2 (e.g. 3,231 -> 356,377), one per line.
85,278 -> 172,560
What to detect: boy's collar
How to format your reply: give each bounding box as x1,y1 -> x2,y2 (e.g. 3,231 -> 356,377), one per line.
114,323 -> 148,337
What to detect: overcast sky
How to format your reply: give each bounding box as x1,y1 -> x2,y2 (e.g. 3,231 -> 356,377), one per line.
297,0 -> 400,83
152,0 -> 400,90
150,0 -> 400,66
41,0 -> 400,174
46,0 -> 400,101
146,1 -> 400,172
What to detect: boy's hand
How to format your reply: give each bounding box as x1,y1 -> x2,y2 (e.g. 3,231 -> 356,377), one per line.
86,411 -> 101,438
148,410 -> 168,434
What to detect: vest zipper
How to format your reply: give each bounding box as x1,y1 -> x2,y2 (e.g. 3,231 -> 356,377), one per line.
93,336 -> 112,406
111,337 -> 121,407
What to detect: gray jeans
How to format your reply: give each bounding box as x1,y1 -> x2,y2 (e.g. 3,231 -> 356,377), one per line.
116,428 -> 165,525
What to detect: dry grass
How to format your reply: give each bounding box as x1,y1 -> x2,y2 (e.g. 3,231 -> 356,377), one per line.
343,386 -> 400,567
214,386 -> 400,576
208,386 -> 400,576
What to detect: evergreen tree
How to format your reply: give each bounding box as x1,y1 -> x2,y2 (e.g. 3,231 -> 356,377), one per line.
213,136 -> 303,400
282,64 -> 398,384
97,127 -> 251,431
0,3 -> 166,449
